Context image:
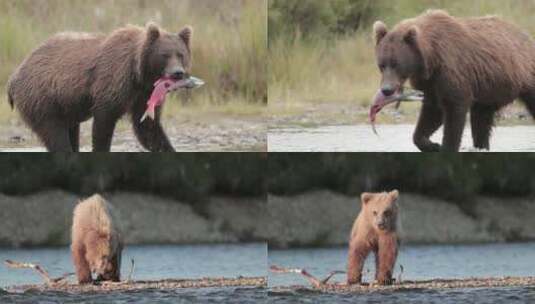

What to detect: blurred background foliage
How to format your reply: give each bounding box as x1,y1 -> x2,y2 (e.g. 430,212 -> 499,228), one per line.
0,154 -> 266,202
268,0 -> 535,110
0,0 -> 266,125
5,153 -> 535,205
268,153 -> 535,203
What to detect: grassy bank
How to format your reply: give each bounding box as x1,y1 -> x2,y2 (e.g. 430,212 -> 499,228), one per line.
0,0 -> 266,124
268,0 -> 535,118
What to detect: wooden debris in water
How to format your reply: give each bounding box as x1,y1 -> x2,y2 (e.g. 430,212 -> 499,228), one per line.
4,259 -> 73,285
270,265 -> 344,288
270,264 -> 535,293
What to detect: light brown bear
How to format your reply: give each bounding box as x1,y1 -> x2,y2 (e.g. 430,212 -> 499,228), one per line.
71,194 -> 123,284
347,190 -> 400,285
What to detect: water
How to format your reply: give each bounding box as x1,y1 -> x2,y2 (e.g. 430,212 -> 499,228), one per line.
268,242 -> 535,303
268,124 -> 535,152
0,243 -> 267,303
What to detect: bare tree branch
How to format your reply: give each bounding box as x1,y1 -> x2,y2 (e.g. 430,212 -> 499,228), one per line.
270,265 -> 345,288
4,259 -> 73,285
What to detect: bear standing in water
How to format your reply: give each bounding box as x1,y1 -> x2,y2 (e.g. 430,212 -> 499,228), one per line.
71,194 -> 123,284
7,23 -> 193,152
372,10 -> 535,152
347,190 -> 400,285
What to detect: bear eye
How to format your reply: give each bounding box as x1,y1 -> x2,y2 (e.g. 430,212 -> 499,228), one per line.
378,63 -> 386,71
372,211 -> 378,216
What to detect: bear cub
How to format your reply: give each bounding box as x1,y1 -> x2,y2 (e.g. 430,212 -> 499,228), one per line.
347,190 -> 400,285
71,194 -> 123,284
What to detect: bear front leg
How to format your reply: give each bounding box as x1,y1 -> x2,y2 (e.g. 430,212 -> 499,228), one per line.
376,235 -> 398,285
347,239 -> 371,285
470,103 -> 497,150
131,103 -> 175,152
69,124 -> 81,152
110,247 -> 122,282
442,103 -> 469,152
413,102 -> 443,152
72,244 -> 92,284
92,111 -> 119,152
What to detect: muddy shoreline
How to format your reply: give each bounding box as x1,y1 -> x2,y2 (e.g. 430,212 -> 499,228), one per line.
268,101 -> 533,129
0,114 -> 266,152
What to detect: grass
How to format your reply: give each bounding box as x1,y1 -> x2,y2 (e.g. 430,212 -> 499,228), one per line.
268,0 -> 535,120
0,0 -> 266,125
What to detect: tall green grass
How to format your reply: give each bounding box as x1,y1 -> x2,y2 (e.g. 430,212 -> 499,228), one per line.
0,0 -> 266,123
269,0 -> 535,108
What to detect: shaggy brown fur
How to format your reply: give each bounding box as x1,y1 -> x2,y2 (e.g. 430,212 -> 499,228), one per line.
7,23 -> 193,152
374,10 -> 535,151
347,190 -> 400,285
71,194 -> 123,284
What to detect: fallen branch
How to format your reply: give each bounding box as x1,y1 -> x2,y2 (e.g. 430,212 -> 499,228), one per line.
270,265 -> 345,288
4,259 -> 73,285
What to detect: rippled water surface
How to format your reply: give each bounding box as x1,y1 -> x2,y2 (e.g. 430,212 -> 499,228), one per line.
0,243 -> 266,303
268,242 -> 535,303
268,124 -> 535,152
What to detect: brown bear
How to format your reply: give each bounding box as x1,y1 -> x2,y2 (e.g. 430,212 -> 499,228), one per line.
347,190 -> 400,285
71,194 -> 123,284
7,23 -> 193,152
373,10 -> 535,152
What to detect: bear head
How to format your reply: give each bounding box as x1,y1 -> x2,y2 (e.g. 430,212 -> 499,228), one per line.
85,230 -> 120,280
373,19 -> 432,97
137,23 -> 193,83
360,190 -> 399,232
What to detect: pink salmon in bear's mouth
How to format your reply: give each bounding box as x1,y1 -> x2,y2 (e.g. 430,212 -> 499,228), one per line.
369,88 -> 424,135
140,76 -> 205,123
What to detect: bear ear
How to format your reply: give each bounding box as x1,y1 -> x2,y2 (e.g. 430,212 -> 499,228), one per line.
389,190 -> 399,202
361,192 -> 374,205
373,21 -> 388,45
146,22 -> 160,43
404,26 -> 419,45
179,26 -> 193,48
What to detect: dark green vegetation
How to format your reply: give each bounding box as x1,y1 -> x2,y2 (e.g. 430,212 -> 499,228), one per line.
3,154 -> 535,204
269,154 -> 535,202
0,154 -> 266,202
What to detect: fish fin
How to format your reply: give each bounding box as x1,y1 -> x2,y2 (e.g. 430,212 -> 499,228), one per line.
140,110 -> 155,123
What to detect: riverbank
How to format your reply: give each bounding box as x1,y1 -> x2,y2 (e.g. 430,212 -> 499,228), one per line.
269,101 -> 533,129
265,191 -> 535,248
1,190 -> 534,248
0,191 -> 266,247
0,106 -> 266,152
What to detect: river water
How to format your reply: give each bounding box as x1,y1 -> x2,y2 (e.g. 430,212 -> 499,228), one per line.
268,124 -> 535,152
0,243 -> 266,303
268,242 -> 535,303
